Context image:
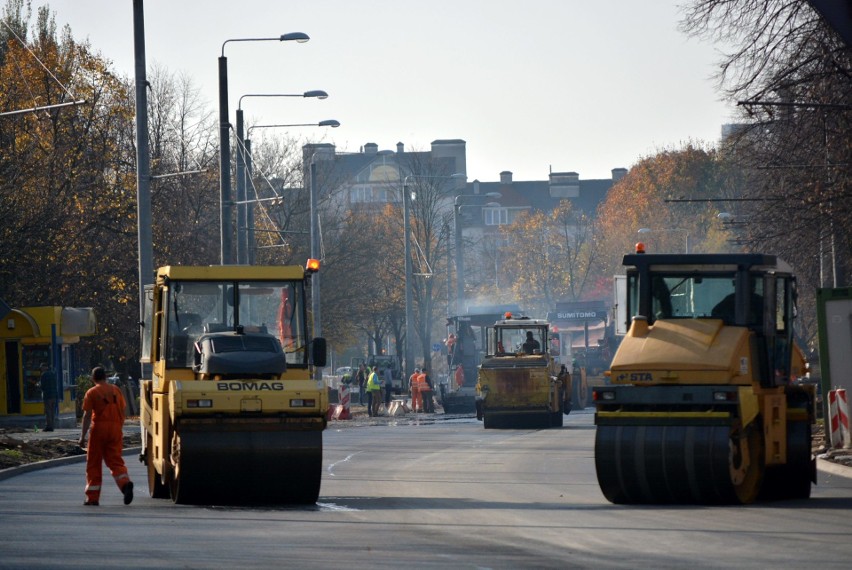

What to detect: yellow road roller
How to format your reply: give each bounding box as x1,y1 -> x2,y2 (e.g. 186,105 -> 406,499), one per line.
594,250 -> 814,504
139,263 -> 327,505
476,314 -> 570,429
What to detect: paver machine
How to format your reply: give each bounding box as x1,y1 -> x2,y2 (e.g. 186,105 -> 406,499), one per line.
594,249 -> 814,504
139,263 -> 327,505
476,314 -> 571,428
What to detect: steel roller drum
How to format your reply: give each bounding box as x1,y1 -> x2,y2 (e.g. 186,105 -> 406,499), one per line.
595,424 -> 763,504
169,421 -> 322,505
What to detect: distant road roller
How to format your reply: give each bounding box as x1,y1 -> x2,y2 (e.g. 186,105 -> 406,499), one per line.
594,249 -> 814,504
139,263 -> 327,505
476,314 -> 570,429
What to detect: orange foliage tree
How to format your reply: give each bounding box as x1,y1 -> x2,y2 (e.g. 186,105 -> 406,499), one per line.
592,142 -> 736,294
499,201 -> 599,316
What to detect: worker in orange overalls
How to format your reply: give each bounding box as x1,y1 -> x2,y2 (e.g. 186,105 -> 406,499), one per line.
409,368 -> 422,412
78,366 -> 133,506
454,364 -> 465,390
415,369 -> 429,413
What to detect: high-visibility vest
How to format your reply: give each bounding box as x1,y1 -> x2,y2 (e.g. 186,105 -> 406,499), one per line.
366,372 -> 381,392
416,373 -> 428,391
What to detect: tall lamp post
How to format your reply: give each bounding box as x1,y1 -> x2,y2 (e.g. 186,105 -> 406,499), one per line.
637,227 -> 690,253
235,91 -> 329,263
243,120 -> 339,265
454,193 -> 501,314
218,32 -> 309,264
402,173 -> 466,380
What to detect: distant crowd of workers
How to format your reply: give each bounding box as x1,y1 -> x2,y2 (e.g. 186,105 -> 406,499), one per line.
342,362 -> 437,416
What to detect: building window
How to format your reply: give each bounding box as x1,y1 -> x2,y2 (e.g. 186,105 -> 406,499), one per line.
484,207 -> 508,226
351,187 -> 370,203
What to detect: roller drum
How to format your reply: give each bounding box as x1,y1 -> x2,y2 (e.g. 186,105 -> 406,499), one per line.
169,423 -> 322,505
595,423 -> 762,504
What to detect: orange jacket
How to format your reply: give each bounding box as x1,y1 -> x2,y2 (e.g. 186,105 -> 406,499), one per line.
83,382 -> 126,425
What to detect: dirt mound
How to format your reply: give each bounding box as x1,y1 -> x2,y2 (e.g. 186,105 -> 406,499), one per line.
0,429 -> 142,470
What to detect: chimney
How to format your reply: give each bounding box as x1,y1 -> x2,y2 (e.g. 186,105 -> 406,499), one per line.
396,142 -> 404,153
499,171 -> 513,184
549,172 -> 579,198
612,168 -> 628,182
473,179 -> 481,194
364,142 -> 378,155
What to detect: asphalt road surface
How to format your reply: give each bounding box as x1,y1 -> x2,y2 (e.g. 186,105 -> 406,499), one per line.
1,410 -> 851,569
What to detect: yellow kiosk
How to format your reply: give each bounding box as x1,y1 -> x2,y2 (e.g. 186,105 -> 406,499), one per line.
0,303 -> 97,428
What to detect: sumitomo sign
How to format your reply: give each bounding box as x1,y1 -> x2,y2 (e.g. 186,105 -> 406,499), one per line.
547,310 -> 607,321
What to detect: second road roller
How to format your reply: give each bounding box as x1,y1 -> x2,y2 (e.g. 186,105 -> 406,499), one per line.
594,248 -> 814,504
139,262 -> 328,505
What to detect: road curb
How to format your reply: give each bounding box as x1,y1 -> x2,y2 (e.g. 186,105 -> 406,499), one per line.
817,457 -> 852,480
0,446 -> 142,482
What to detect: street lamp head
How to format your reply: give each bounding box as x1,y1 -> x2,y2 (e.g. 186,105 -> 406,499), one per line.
303,90 -> 329,99
318,119 -> 340,127
637,228 -> 652,234
280,32 -> 310,43
717,212 -> 734,221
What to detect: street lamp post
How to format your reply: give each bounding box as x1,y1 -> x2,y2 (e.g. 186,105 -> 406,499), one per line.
235,91 -> 329,264
454,193 -> 501,314
402,173 -> 466,381
637,227 -> 690,253
218,32 -> 309,264
243,120 -> 339,265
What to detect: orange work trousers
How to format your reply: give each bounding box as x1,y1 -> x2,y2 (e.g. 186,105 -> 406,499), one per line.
85,422 -> 131,502
411,387 -> 422,412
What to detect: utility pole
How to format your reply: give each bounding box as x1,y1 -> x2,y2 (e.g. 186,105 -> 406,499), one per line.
133,0 -> 152,379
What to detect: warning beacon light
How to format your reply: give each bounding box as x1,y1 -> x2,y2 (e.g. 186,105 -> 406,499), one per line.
635,242 -> 646,254
305,258 -> 321,274
504,311 -> 513,320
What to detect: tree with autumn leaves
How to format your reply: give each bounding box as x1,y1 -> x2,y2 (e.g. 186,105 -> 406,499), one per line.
1,2 -> 139,371
490,143 -> 735,319
497,202 -> 598,316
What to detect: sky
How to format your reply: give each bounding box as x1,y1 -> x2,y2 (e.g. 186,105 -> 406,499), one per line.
28,0 -> 736,182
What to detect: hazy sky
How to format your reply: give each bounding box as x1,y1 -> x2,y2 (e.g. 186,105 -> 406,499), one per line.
29,0 -> 735,181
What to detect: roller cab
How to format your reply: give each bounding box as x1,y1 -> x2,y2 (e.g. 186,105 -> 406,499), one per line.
594,252 -> 814,504
139,263 -> 327,505
476,315 -> 570,428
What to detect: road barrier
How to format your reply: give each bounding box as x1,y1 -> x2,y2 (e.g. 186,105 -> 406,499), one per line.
828,388 -> 851,449
332,384 -> 352,420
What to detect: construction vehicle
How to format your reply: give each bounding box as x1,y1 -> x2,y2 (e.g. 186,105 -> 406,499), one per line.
476,313 -> 571,428
594,249 -> 814,504
139,263 -> 327,505
441,306 -> 521,414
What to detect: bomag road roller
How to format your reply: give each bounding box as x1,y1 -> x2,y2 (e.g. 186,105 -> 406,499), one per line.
139,262 -> 327,505
594,249 -> 814,504
476,314 -> 571,429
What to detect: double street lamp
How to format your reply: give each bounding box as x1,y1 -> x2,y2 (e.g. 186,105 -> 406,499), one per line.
218,32 -> 309,264
637,227 -> 690,253
235,91 -> 330,264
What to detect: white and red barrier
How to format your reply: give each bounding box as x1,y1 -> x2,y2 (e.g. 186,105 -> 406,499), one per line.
828,388 -> 851,449
332,384 -> 352,420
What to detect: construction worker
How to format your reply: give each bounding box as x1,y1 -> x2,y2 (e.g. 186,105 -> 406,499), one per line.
409,368 -> 422,412
421,368 -> 434,413
415,369 -> 428,413
558,364 -> 572,411
454,364 -> 465,390
78,366 -> 133,506
366,366 -> 382,417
